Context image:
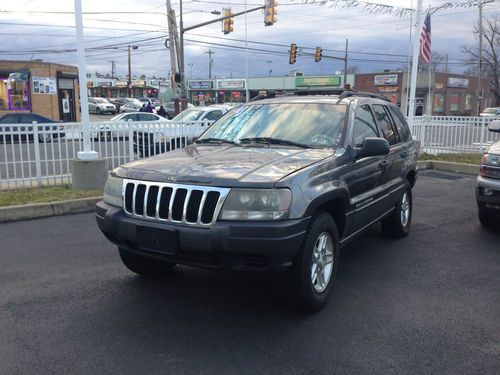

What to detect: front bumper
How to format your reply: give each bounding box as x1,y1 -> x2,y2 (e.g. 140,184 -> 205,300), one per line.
476,175 -> 500,216
96,200 -> 309,270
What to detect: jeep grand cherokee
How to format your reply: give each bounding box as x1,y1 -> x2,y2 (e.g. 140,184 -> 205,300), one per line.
96,93 -> 418,312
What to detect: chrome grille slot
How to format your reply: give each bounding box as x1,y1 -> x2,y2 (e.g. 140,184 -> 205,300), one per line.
122,179 -> 230,228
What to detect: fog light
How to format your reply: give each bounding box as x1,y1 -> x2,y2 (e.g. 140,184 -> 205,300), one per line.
481,187 -> 493,196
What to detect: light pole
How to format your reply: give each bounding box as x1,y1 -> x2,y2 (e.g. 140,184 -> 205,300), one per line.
187,63 -> 193,80
266,60 -> 272,76
127,45 -> 138,97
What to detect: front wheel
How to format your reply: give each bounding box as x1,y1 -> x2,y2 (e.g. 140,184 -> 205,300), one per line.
119,248 -> 176,277
381,181 -> 412,238
289,212 -> 340,312
96,107 -> 102,115
478,208 -> 498,228
99,131 -> 111,142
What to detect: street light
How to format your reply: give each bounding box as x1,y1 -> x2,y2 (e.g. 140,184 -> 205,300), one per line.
266,60 -> 272,76
188,63 -> 193,80
127,45 -> 138,97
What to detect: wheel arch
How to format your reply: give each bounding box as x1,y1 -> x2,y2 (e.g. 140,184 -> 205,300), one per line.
304,190 -> 348,239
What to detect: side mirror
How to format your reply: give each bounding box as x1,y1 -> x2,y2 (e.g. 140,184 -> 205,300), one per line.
355,137 -> 390,158
488,120 -> 500,133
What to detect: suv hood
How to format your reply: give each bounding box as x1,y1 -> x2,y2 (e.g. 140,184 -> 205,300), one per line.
114,145 -> 333,187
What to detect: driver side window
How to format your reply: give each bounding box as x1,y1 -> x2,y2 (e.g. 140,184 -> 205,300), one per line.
353,105 -> 379,147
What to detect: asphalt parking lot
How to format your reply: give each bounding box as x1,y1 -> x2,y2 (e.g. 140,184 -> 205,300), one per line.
0,171 -> 499,374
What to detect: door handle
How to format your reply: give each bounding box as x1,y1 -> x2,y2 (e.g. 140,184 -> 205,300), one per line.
378,160 -> 389,169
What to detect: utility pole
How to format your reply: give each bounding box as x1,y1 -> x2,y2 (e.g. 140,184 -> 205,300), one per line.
344,38 -> 348,87
206,49 -> 214,79
109,60 -> 116,79
166,0 -> 177,99
267,60 -> 272,76
127,45 -> 138,97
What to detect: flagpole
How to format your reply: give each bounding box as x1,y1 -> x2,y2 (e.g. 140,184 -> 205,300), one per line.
408,0 -> 423,132
427,6 -> 432,116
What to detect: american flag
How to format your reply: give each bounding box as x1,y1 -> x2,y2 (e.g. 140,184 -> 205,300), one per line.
420,12 -> 432,64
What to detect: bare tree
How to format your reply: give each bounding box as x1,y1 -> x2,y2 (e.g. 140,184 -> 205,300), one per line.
461,15 -> 500,106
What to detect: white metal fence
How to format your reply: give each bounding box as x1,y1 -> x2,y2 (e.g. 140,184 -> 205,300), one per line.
411,116 -> 499,154
1,116 -> 499,190
0,120 -> 211,189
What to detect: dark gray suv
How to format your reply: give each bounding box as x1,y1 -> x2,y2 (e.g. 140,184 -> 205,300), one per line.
96,93 -> 418,311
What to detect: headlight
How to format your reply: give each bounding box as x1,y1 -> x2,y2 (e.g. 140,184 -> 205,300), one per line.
103,175 -> 123,207
220,189 -> 292,221
480,153 -> 500,178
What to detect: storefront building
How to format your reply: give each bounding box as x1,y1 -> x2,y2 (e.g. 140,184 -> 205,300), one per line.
187,75 -> 354,104
0,60 -> 80,122
354,72 -> 404,107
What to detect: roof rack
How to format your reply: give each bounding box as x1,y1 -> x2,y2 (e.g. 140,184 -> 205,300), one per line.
337,90 -> 391,103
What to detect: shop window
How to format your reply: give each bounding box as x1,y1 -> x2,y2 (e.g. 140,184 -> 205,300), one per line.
434,94 -> 445,113
0,79 -> 7,109
7,80 -> 29,110
449,94 -> 460,112
464,94 -> 473,111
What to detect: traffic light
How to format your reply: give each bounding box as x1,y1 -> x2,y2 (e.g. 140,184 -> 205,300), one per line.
289,43 -> 297,65
314,47 -> 322,62
223,8 -> 234,34
264,0 -> 278,26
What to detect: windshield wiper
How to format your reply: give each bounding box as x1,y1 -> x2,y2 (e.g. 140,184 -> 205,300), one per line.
195,137 -> 238,145
239,137 -> 310,149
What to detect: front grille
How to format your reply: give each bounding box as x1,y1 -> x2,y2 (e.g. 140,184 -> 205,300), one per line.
122,179 -> 230,227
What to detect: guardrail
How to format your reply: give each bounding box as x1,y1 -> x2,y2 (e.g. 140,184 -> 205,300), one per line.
0,120 -> 211,189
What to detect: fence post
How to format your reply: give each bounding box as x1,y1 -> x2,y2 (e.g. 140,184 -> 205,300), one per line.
420,117 -> 427,154
32,121 -> 43,185
128,120 -> 134,162
479,116 -> 486,153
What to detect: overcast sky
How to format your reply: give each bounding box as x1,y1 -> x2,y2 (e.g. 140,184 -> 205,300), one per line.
1,0 -> 499,80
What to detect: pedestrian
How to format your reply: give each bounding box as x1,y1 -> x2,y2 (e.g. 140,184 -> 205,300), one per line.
157,105 -> 167,118
145,102 -> 153,113
139,104 -> 146,112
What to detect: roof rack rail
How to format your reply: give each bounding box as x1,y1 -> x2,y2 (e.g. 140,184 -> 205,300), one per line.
337,90 -> 391,103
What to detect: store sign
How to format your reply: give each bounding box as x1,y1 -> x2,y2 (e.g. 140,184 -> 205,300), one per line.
189,80 -> 214,90
32,77 -> 57,95
217,79 -> 246,89
295,76 -> 341,87
447,77 -> 469,88
8,72 -> 29,81
435,82 -> 444,89
378,86 -> 399,93
374,74 -> 398,86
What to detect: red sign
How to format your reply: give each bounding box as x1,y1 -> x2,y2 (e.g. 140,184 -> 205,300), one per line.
232,92 -> 240,98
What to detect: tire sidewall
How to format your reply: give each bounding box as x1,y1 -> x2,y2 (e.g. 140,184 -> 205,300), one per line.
293,213 -> 340,311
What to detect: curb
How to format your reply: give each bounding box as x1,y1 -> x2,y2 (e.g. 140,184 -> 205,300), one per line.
0,161 -> 479,224
0,196 -> 102,224
417,160 -> 479,175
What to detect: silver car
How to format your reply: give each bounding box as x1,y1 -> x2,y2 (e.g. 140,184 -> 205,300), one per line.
120,100 -> 144,113
88,97 -> 116,115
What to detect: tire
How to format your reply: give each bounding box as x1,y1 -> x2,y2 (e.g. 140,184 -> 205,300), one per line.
119,248 -> 176,277
96,107 -> 102,115
478,209 -> 498,228
99,131 -> 111,142
289,212 -> 340,313
381,180 -> 412,238
38,132 -> 52,143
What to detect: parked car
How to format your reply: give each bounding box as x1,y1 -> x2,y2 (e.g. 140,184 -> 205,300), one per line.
161,101 -> 195,119
0,113 -> 64,143
139,98 -> 161,107
88,97 -> 117,115
96,92 -> 418,312
480,107 -> 500,117
476,119 -> 500,227
171,105 -> 232,123
91,112 -> 169,142
108,97 -> 135,111
119,100 -> 144,113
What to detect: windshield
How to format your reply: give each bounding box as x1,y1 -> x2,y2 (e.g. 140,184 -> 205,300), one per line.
173,110 -> 204,122
95,98 -> 109,103
197,103 -> 347,148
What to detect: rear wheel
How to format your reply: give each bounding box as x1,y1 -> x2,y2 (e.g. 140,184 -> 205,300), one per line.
38,132 -> 52,143
99,131 -> 111,141
119,248 -> 176,277
289,212 -> 340,312
382,180 -> 412,238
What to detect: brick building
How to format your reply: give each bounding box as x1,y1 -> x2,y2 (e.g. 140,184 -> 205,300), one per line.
0,60 -> 80,122
354,71 -> 493,116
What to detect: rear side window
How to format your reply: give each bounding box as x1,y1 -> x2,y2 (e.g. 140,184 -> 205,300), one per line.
139,114 -> 157,121
353,105 -> 379,147
204,110 -> 223,121
388,106 -> 411,142
372,104 -> 398,145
